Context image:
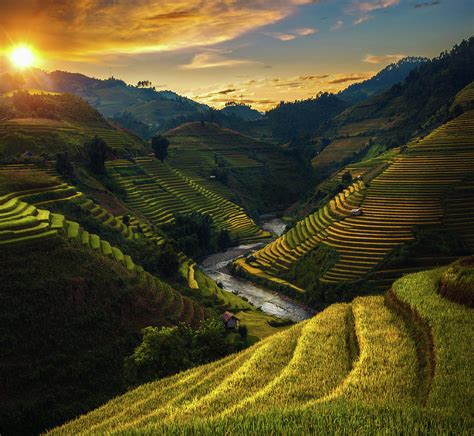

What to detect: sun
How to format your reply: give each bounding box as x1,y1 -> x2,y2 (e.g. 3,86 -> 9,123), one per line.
9,45 -> 36,69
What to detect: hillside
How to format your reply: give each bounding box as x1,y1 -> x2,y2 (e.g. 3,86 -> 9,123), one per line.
106,156 -> 271,244
0,165 -> 207,434
236,109 -> 474,302
165,122 -> 316,214
313,38 -> 474,176
21,70 -> 208,132
51,260 -> 474,434
337,57 -> 427,104
0,91 -> 146,159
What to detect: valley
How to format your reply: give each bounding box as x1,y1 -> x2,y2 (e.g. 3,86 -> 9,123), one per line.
0,25 -> 472,436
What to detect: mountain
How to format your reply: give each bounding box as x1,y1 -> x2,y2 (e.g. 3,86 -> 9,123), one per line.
20,70 -> 209,132
0,90 -> 146,159
220,103 -> 263,121
312,37 -> 474,176
237,108 -> 474,303
264,92 -> 349,141
338,57 -> 428,104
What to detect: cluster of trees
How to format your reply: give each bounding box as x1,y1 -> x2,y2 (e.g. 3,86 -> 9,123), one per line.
124,318 -> 247,386
151,135 -> 170,162
162,213 -> 233,259
136,80 -> 154,89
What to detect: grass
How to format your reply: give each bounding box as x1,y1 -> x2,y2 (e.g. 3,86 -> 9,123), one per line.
50,261 -> 474,434
0,237 -> 204,435
392,267 -> 474,417
233,310 -> 292,340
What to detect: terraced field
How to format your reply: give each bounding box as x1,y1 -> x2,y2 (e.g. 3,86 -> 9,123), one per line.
311,137 -> 371,171
236,180 -> 366,290
0,167 -> 204,327
239,110 -> 474,289
50,263 -> 474,434
166,123 -> 270,200
0,118 -> 145,154
107,157 -> 270,243
336,118 -> 393,136
454,81 -> 474,109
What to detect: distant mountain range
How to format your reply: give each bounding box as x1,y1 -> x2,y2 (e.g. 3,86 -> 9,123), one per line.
0,55 -> 432,140
337,57 -> 428,104
21,70 -> 209,131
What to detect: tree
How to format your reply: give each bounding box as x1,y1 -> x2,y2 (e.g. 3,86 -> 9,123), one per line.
55,151 -> 73,176
85,136 -> 109,174
154,243 -> 179,278
137,80 -> 152,88
151,135 -> 170,162
341,171 -> 353,185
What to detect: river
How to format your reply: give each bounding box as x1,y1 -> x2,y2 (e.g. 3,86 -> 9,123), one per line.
200,218 -> 312,322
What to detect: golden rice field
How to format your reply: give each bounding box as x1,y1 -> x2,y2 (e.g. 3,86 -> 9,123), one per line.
240,110 -> 474,290
49,262 -> 474,434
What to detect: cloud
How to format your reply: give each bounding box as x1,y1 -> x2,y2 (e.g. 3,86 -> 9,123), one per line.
353,15 -> 373,24
363,53 -> 407,63
267,33 -> 297,41
327,73 -> 372,84
295,27 -> 317,36
348,0 -> 400,13
181,52 -> 259,69
188,71 -> 374,111
266,27 -> 317,41
0,1 -> 319,60
347,0 -> 399,25
331,20 -> 344,30
414,1 -> 441,8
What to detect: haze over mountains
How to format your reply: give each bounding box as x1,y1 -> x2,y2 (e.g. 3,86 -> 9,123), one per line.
9,55 -> 428,140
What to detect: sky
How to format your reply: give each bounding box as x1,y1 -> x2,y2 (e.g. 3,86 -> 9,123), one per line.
0,0 -> 472,110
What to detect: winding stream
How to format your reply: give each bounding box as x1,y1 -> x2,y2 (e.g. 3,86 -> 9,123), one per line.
200,218 -> 312,322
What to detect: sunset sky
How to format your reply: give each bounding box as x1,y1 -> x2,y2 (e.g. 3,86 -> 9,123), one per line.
0,0 -> 472,110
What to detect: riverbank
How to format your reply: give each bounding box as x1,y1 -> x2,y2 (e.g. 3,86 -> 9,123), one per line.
200,218 -> 312,322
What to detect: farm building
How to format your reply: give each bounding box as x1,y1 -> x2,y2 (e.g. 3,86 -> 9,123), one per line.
222,311 -> 240,330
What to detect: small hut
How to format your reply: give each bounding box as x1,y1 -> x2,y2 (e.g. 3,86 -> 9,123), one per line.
222,311 -> 240,330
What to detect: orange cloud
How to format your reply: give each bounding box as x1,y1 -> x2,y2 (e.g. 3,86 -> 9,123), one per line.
266,27 -> 318,41
363,53 -> 406,64
189,71 -> 374,111
181,52 -> 259,69
0,1 -> 319,60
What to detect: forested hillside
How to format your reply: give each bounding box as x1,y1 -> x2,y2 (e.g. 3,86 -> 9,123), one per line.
337,57 -> 427,104
314,38 -> 474,176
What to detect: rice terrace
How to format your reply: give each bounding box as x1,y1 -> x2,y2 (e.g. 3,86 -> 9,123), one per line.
0,1 -> 472,435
